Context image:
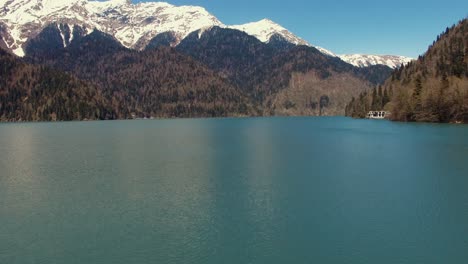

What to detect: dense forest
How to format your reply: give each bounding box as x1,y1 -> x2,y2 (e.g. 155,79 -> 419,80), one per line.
1,30 -> 257,121
0,48 -> 116,121
346,18 -> 468,123
25,30 -> 256,119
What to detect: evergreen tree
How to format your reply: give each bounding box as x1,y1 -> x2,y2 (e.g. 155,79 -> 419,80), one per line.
412,76 -> 423,120
382,88 -> 390,107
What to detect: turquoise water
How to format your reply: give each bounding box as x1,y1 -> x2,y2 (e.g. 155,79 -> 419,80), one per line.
0,117 -> 467,263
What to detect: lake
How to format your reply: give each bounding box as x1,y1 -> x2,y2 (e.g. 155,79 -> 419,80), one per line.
0,117 -> 467,263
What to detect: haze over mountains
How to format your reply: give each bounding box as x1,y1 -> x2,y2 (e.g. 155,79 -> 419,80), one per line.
0,0 -> 411,68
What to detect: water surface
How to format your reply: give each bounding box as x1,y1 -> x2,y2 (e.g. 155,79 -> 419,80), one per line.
0,117 -> 467,263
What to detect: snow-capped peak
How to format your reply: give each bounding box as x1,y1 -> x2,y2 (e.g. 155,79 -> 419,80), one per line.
338,54 -> 414,69
229,18 -> 308,45
228,18 -> 336,57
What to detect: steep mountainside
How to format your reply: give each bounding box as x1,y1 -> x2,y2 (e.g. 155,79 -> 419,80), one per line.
24,29 -> 255,118
176,27 -> 277,89
0,22 -> 9,51
346,19 -> 468,123
176,27 -> 377,115
0,48 -> 115,121
0,0 -> 222,55
250,46 -> 376,116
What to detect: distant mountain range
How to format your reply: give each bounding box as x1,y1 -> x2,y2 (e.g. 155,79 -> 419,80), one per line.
0,0 -> 412,68
339,54 -> 413,69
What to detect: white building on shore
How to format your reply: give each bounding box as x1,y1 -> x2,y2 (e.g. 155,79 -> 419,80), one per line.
367,111 -> 389,119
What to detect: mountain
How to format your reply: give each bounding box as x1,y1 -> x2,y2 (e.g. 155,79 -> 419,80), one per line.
175,26 -> 380,115
176,27 -> 277,90
229,18 -> 337,57
0,47 -> 115,121
229,19 -> 309,45
249,46 -> 376,116
0,0 -> 411,120
0,0 -> 409,69
0,0 -> 222,55
227,19 -> 413,68
23,27 -> 255,118
339,54 -> 413,69
23,25 -> 376,117
346,19 -> 468,123
1,0 -> 332,56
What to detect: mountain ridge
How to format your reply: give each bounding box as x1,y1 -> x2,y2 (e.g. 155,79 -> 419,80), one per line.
0,0 -> 412,68
339,54 -> 413,69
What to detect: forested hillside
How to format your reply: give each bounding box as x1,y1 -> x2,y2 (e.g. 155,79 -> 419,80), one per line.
176,27 -> 382,115
346,19 -> 468,123
0,48 -> 115,121
25,29 -> 256,119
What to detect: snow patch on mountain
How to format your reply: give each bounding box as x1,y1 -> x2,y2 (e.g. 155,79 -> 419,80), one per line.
339,54 -> 414,69
0,0 -> 223,55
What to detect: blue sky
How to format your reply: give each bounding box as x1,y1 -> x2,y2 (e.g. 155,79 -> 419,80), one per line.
134,0 -> 468,57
